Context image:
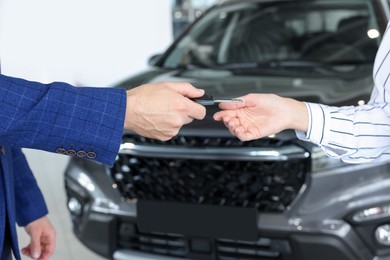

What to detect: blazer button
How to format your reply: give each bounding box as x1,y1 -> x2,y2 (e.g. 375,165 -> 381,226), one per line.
77,151 -> 87,157
66,150 -> 77,156
86,152 -> 96,159
56,148 -> 66,154
1,146 -> 5,156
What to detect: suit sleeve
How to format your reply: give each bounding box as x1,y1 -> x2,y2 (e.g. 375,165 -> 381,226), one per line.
0,74 -> 126,166
12,148 -> 48,226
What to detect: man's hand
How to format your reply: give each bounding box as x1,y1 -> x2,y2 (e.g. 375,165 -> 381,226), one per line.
22,216 -> 56,260
125,82 -> 207,140
213,93 -> 309,141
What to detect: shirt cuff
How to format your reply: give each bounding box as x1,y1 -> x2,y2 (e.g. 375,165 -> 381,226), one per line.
295,102 -> 327,146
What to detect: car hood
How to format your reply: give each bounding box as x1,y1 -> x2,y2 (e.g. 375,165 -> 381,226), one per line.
124,67 -> 372,104
119,67 -> 373,136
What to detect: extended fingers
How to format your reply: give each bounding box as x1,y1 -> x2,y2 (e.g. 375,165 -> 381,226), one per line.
214,113 -> 259,141
187,101 -> 206,120
164,82 -> 206,120
213,110 -> 237,121
224,123 -> 253,141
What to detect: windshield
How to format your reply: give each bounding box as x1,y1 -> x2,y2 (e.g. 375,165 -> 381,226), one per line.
162,0 -> 381,73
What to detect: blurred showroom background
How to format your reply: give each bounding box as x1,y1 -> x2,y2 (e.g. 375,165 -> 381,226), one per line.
0,0 -> 218,259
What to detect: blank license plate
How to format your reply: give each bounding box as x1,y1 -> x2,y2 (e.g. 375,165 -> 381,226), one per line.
137,200 -> 258,241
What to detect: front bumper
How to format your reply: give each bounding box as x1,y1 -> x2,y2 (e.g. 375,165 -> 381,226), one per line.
68,208 -> 366,260
64,158 -> 390,260
113,250 -> 180,260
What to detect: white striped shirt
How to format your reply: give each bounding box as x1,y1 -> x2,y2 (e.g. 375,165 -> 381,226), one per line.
296,22 -> 390,163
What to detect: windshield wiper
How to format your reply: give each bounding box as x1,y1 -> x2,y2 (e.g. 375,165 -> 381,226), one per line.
166,63 -> 207,70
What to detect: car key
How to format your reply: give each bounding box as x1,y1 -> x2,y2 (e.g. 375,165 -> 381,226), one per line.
191,94 -> 242,106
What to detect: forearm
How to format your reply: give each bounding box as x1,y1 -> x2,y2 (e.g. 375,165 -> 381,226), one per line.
0,74 -> 126,166
281,97 -> 309,132
297,102 -> 390,163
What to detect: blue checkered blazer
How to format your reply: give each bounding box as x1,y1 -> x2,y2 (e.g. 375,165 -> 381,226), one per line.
0,74 -> 126,259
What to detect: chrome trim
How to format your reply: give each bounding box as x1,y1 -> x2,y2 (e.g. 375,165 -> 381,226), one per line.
119,142 -> 309,161
113,249 -> 185,260
91,203 -> 136,217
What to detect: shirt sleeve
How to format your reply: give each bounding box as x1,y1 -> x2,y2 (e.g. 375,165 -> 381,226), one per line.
0,74 -> 126,166
295,22 -> 390,163
296,102 -> 390,163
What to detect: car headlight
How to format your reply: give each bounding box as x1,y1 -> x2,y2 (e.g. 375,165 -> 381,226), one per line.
353,205 -> 390,223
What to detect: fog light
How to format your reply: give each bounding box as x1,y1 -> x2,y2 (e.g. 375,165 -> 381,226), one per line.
353,206 -> 390,223
68,197 -> 82,216
375,224 -> 390,246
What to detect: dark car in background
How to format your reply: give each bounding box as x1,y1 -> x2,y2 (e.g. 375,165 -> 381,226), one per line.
64,0 -> 390,259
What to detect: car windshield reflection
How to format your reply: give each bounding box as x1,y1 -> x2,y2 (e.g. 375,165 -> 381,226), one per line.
162,0 -> 381,76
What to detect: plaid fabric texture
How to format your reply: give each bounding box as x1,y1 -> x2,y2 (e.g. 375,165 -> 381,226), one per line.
0,74 -> 127,259
0,74 -> 126,166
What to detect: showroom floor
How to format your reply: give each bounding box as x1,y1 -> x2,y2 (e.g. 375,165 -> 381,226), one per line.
17,149 -> 106,260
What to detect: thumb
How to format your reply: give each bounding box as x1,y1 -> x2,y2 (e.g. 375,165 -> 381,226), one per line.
166,82 -> 205,98
29,231 -> 42,259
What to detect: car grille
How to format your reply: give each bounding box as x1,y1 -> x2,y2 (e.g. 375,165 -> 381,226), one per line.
118,222 -> 292,260
110,134 -> 309,213
216,238 -> 291,260
118,222 -> 187,257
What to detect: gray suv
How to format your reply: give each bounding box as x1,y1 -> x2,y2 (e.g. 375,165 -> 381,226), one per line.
64,0 -> 390,259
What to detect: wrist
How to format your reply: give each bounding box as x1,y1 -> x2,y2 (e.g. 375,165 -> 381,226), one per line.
124,90 -> 136,130
284,98 -> 309,132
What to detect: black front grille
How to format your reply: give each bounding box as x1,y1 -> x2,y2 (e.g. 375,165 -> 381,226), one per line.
118,222 -> 292,260
216,238 -> 291,259
110,135 -> 308,213
118,223 -> 186,258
